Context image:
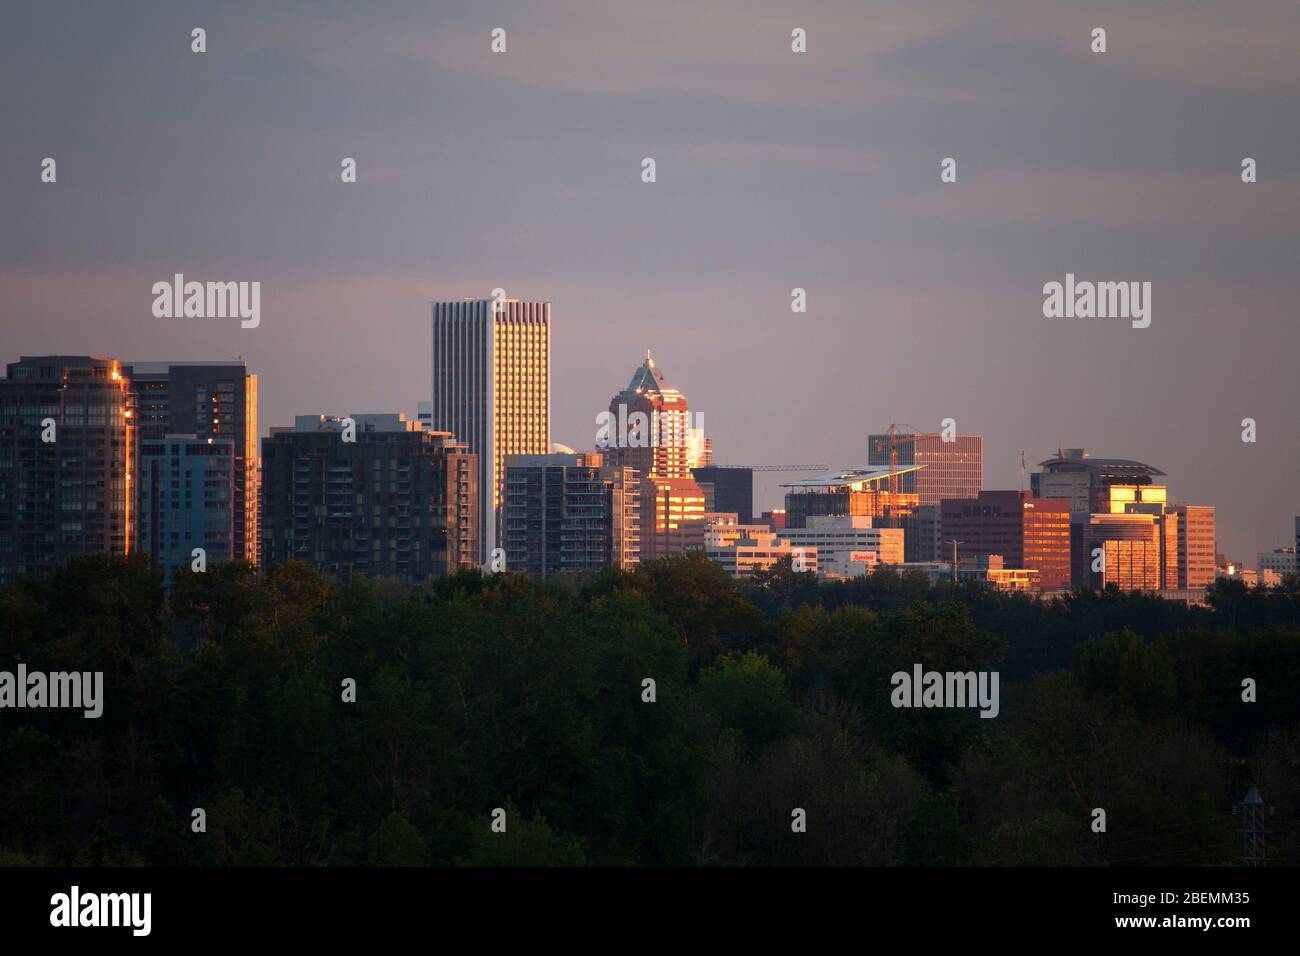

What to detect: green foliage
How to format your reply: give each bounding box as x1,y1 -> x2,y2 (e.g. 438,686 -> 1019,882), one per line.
1074,627 -> 1177,719
456,803 -> 587,867
699,650 -> 801,756
0,553 -> 1296,866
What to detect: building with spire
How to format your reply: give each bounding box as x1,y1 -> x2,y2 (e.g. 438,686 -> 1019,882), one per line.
600,351 -> 705,560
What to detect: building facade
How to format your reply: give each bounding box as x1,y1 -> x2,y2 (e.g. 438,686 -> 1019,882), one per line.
262,414 -> 477,583
503,452 -> 639,580
0,356 -> 136,584
940,490 -> 1072,591
429,299 -> 550,562
1031,448 -> 1167,520
601,353 -> 707,560
1078,513 -> 1163,590
1257,547 -> 1296,578
776,515 -> 905,577
137,435 -> 234,581
638,475 -> 706,560
783,465 -> 921,529
869,432 -> 982,506
901,503 -> 942,563
1171,503 -> 1216,590
601,351 -> 695,480
124,361 -> 259,564
704,528 -> 817,579
691,466 -> 753,526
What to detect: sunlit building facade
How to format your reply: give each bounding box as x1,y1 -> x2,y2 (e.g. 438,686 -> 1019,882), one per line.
869,432 -> 982,506
777,515 -> 905,576
940,490 -> 1072,591
1171,503 -> 1216,590
1031,448 -> 1167,520
639,475 -> 706,560
783,465 -> 921,529
704,527 -> 817,579
430,299 -> 550,563
601,352 -> 707,561
1079,513 -> 1163,590
602,351 -> 696,480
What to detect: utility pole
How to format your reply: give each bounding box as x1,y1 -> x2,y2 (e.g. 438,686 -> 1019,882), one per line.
1234,787 -> 1272,866
946,539 -> 964,597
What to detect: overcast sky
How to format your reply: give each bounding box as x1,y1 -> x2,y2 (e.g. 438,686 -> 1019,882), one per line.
2,0 -> 1297,559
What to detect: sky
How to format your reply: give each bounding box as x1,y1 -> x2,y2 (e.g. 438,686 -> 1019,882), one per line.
2,0 -> 1297,560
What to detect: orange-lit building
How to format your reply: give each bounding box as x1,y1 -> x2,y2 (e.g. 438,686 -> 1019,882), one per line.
940,490 -> 1072,591
601,352 -> 707,561
430,299 -> 551,563
782,465 -> 922,529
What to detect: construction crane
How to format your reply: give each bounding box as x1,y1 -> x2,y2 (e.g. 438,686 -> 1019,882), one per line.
871,424 -> 942,497
720,464 -> 829,472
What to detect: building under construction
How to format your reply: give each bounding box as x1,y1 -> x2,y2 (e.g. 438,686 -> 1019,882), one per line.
782,464 -> 922,529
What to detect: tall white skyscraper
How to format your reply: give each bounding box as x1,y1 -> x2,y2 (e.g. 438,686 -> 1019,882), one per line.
430,298 -> 551,562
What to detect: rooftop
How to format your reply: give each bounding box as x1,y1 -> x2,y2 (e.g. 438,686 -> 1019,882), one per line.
782,463 -> 924,490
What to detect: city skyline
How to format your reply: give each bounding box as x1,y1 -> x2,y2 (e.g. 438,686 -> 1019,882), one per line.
0,340 -> 1290,568
3,1 -> 1298,561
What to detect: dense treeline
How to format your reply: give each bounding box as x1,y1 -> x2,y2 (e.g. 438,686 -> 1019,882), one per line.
1,553 -> 1297,866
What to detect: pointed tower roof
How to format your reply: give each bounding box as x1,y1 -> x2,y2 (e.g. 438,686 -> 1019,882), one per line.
616,348 -> 685,405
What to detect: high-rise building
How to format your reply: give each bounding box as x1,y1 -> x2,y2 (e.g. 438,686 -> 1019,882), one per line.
940,490 -> 1072,591
0,356 -> 136,584
261,413 -> 477,583
1170,503 -> 1215,590
503,451 -> 639,580
429,299 -> 550,562
137,435 -> 233,581
1078,513 -> 1163,590
602,351 -> 696,480
601,352 -> 707,560
691,466 -> 753,525
1031,448 -> 1166,520
868,431 -> 982,506
123,361 -> 259,565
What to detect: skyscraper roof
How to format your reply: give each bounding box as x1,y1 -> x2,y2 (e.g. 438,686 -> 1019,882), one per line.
617,349 -> 685,404
1036,450 -> 1165,478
